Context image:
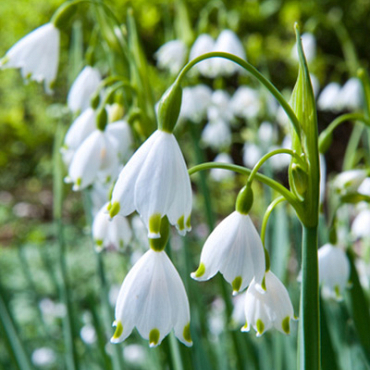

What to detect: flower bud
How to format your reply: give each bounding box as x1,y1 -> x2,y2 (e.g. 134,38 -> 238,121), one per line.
157,82 -> 182,133
235,185 -> 253,215
96,108 -> 108,131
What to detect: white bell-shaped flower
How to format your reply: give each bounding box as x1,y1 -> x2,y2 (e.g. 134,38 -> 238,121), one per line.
109,130 -> 192,238
332,169 -> 368,194
201,119 -> 232,150
1,23 -> 60,94
111,249 -> 192,347
191,211 -> 265,295
106,119 -> 133,161
358,177 -> 370,196
317,82 -> 341,112
179,84 -> 213,123
66,130 -> 119,191
318,243 -> 350,299
155,40 -> 188,75
189,34 -> 215,77
92,203 -> 132,251
61,107 -> 96,166
242,271 -> 294,336
211,30 -> 246,77
230,86 -> 261,120
67,66 -> 101,113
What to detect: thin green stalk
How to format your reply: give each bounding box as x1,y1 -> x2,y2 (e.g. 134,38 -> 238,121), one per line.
343,124 -> 364,170
188,162 -> 302,216
0,282 -> 34,370
299,225 -> 320,370
176,52 -> 301,139
53,124 -> 78,370
169,332 -> 184,370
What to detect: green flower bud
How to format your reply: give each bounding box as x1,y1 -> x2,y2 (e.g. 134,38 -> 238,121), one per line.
90,93 -> 100,110
149,216 -> 170,252
96,108 -> 108,131
157,82 -> 182,133
235,185 -> 254,215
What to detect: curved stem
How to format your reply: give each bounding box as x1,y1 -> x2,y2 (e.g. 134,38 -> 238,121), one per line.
176,52 -> 301,139
188,162 -> 302,215
247,148 -> 306,187
101,81 -> 136,106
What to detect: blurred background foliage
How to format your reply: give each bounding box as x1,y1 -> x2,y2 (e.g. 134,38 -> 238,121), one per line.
1,0 -> 370,369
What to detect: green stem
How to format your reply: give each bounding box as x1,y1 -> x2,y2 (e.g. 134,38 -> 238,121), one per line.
299,225 -> 320,370
188,162 -> 302,216
53,124 -> 78,370
176,52 -> 301,139
247,148 -> 306,187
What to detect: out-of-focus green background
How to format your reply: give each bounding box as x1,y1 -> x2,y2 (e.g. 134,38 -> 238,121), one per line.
1,0 -> 370,369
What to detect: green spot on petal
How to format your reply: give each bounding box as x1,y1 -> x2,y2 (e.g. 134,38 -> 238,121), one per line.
109,202 -> 120,218
334,285 -> 341,299
282,316 -> 290,334
242,321 -> 248,330
149,214 -> 162,236
107,202 -> 112,211
149,328 -> 160,347
261,275 -> 267,291
186,215 -> 191,229
76,177 -> 82,187
177,215 -> 185,231
256,319 -> 264,335
112,321 -> 123,339
193,263 -> 205,278
183,323 -> 192,343
95,239 -> 103,246
232,276 -> 242,293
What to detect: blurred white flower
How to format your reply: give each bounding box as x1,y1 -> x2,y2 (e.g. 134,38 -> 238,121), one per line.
80,324 -> 97,344
317,82 -> 341,112
111,249 -> 192,347
201,119 -> 232,150
242,271 -> 294,336
110,130 -> 192,237
191,211 -> 265,295
67,66 -> 101,113
257,121 -> 276,147
338,78 -> 363,111
358,177 -> 370,196
189,34 -> 215,77
291,32 -> 316,63
207,90 -> 233,123
270,136 -> 292,171
310,73 -> 320,98
210,153 -> 234,181
32,347 -> 56,367
1,23 -> 60,94
352,209 -> 370,239
243,142 -> 262,168
123,344 -> 146,365
180,84 -> 212,123
318,243 -> 350,299
332,169 -> 368,194
155,40 -> 187,75
319,154 -> 327,204
231,86 -> 261,120
232,292 -> 246,326
92,202 -> 132,251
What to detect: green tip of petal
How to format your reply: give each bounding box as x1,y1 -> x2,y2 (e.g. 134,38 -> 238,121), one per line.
241,321 -> 249,332
107,202 -> 112,211
192,263 -> 205,278
149,328 -> 160,347
112,321 -> 123,340
149,213 -> 162,236
186,215 -> 191,229
261,275 -> 267,291
232,276 -> 242,295
183,323 -> 192,344
0,56 -> 9,66
282,316 -> 291,334
177,215 -> 185,231
109,201 -> 120,218
95,239 -> 103,246
256,319 -> 265,336
334,285 -> 342,299
76,177 -> 82,187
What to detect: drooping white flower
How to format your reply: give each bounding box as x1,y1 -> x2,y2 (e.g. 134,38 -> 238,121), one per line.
317,82 -> 341,112
351,209 -> 370,239
111,249 -> 192,347
109,129 -> 192,238
231,86 -> 261,120
189,34 -> 214,77
210,153 -> 234,181
201,119 -> 232,150
61,107 -> 96,166
242,271 -> 294,336
257,121 -> 276,148
1,23 -> 60,94
191,211 -> 265,295
179,84 -> 213,123
211,29 -> 246,77
243,142 -> 262,168
67,66 -> 101,113
105,119 -> 133,161
338,77 -> 363,111
155,40 -> 188,75
318,243 -> 350,299
332,169 -> 368,194
291,32 -> 316,63
92,202 -> 132,251
358,177 -> 370,196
